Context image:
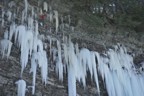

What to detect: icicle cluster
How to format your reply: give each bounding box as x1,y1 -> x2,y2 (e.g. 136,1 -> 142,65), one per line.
56,39 -> 144,96
61,39 -> 100,96
97,45 -> 144,96
1,1 -> 144,96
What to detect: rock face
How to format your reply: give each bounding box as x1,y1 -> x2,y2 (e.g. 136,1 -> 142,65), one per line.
0,0 -> 144,96
134,22 -> 144,33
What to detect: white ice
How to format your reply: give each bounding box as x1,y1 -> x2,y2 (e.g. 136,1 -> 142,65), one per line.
15,79 -> 26,96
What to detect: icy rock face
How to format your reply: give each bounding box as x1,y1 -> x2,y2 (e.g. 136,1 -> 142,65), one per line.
1,0 -> 144,96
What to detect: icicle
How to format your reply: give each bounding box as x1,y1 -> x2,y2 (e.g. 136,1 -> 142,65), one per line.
6,11 -> 12,21
49,6 -> 52,22
66,40 -> 79,96
40,8 -> 43,15
37,39 -> 43,52
9,23 -> 16,41
97,53 -> 108,81
20,44 -> 29,76
43,2 -> 48,12
15,26 -> 34,76
33,38 -> 48,84
75,43 -> 79,56
47,36 -> 52,55
71,26 -> 75,32
24,0 -> 28,18
53,11 -> 59,33
34,21 -> 39,37
1,9 -> 5,27
60,16 -> 64,30
30,52 -> 38,94
41,51 -> 48,84
68,15 -> 71,25
49,8 -> 53,23
91,52 -> 100,95
4,30 -> 9,39
68,64 -> 76,96
28,16 -> 34,30
63,43 -> 68,64
103,64 -> 116,96
49,38 -> 52,55
26,30 -> 34,56
21,11 -> 25,24
56,40 -> 63,81
31,7 -> 34,17
15,79 -> 26,96
51,47 -> 57,62
79,48 -> 93,79
15,25 -> 25,47
0,39 -> 13,58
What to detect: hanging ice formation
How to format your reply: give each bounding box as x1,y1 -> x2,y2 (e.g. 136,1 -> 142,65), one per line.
49,6 -> 53,23
30,52 -> 38,94
6,10 -> 12,21
0,39 -> 12,58
56,40 -> 63,81
68,15 -> 71,25
9,23 -> 16,41
15,79 -> 26,96
53,10 -> 59,33
43,2 -> 48,12
1,9 -> 5,27
40,8 -> 43,15
24,0 -> 28,19
0,29 -> 13,59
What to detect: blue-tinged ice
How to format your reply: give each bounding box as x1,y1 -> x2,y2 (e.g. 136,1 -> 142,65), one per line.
15,79 -> 26,96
